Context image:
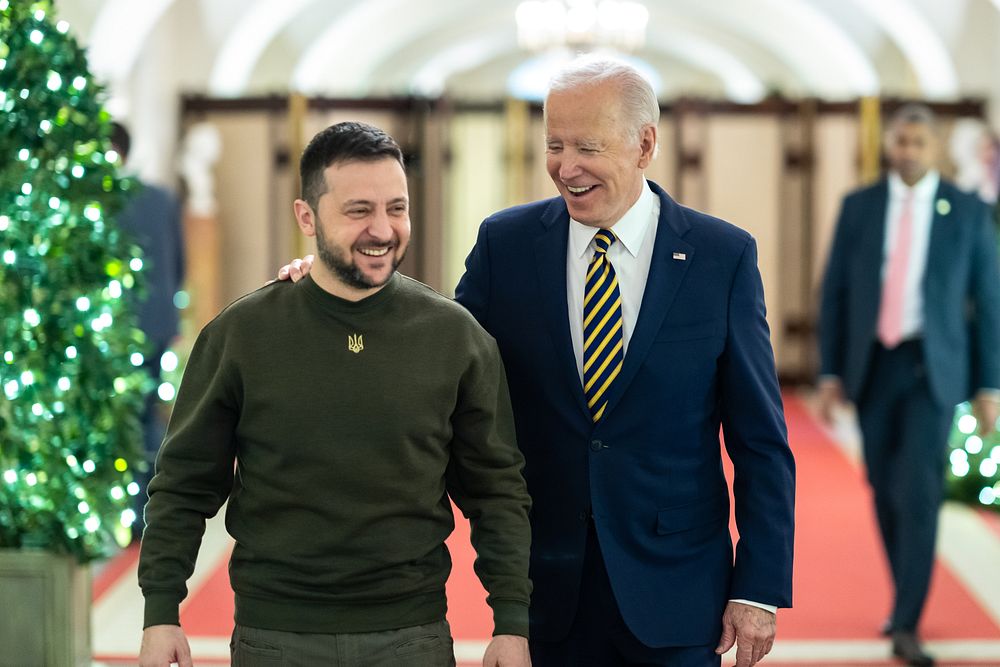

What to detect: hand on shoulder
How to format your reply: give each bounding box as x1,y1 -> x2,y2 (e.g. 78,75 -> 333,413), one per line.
275,254 -> 315,283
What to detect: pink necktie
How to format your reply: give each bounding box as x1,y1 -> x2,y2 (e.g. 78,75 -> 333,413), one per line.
877,192 -> 914,348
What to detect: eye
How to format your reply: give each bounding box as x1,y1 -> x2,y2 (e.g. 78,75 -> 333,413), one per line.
546,144 -> 562,153
347,208 -> 369,217
580,146 -> 599,154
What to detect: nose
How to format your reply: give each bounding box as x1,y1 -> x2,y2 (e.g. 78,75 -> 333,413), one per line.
557,152 -> 582,181
367,209 -> 393,240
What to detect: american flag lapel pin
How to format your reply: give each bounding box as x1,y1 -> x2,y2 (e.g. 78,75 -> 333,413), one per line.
672,252 -> 687,261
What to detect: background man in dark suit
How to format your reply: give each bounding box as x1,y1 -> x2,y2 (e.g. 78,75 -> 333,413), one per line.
818,104 -> 1000,666
280,58 -> 795,667
110,122 -> 186,538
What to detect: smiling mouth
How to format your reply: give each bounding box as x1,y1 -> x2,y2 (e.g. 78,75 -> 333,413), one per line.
357,246 -> 391,257
567,185 -> 595,196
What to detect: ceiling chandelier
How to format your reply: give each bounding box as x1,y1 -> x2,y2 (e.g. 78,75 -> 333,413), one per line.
515,0 -> 650,52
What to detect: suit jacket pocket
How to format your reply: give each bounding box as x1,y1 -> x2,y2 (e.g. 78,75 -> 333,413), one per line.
656,492 -> 729,535
654,317 -> 724,343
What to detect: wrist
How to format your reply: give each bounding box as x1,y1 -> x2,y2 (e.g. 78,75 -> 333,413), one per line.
491,599 -> 529,638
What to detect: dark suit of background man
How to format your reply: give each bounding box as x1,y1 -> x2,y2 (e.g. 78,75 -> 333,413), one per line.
456,58 -> 795,667
280,58 -> 795,667
110,122 -> 186,538
818,104 -> 1000,667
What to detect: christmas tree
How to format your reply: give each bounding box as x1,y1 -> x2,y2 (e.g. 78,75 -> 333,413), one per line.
1,0 -> 152,562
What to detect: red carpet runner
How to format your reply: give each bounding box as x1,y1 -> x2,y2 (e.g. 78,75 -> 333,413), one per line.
776,397 -> 998,640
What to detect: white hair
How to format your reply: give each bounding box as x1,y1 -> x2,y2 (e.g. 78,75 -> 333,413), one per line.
545,57 -> 660,146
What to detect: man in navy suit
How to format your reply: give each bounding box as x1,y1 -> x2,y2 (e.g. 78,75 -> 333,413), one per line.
281,58 -> 795,667
818,104 -> 1000,666
455,57 -> 794,667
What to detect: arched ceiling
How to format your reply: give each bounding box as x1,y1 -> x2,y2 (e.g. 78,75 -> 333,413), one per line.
84,0 -> 173,84
66,0 -> 996,104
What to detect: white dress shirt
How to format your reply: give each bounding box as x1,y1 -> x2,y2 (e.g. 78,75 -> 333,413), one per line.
565,181 -> 777,615
882,170 -> 939,342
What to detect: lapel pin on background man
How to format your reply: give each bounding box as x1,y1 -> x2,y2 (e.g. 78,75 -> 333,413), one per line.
280,58 -> 796,667
137,121 -> 532,667
818,104 -> 1000,667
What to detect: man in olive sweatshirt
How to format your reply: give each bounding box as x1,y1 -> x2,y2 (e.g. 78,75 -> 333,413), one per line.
137,122 -> 532,667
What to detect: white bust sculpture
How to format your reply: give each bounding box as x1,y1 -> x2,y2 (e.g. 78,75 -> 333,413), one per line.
179,122 -> 222,217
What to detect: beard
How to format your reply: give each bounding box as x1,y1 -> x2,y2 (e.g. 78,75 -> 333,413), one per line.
315,222 -> 405,291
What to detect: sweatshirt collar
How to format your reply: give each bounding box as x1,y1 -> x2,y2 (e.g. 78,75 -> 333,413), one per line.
300,272 -> 400,313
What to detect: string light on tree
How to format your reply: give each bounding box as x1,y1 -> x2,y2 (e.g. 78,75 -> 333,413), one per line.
947,403 -> 1000,509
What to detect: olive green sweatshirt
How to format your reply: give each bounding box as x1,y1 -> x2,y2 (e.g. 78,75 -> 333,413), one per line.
138,273 -> 531,637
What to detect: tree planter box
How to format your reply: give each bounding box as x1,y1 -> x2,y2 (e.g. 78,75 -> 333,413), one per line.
0,549 -> 91,667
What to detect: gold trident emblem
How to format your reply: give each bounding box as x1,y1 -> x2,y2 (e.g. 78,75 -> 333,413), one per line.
347,334 -> 364,354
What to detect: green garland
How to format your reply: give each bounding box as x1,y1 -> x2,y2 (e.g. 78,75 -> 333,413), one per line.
0,0 -> 151,562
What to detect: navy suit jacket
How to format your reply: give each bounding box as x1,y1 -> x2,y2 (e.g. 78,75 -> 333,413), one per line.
455,181 -> 795,647
819,178 -> 1000,406
118,182 -> 186,349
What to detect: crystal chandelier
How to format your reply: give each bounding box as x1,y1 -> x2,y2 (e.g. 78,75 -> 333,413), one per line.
515,0 -> 650,52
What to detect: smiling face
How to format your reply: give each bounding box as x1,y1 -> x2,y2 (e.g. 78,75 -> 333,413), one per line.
294,157 -> 410,300
544,79 -> 657,229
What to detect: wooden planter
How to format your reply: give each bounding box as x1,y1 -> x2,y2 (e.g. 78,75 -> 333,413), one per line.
0,549 -> 91,667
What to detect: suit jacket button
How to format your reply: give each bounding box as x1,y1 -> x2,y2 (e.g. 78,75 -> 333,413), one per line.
578,511 -> 589,522
590,439 -> 604,451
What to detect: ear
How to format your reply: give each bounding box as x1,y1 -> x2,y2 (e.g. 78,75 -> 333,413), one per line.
637,124 -> 657,169
293,199 -> 317,237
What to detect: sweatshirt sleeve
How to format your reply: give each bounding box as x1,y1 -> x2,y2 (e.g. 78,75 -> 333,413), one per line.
445,330 -> 532,638
137,321 -> 240,628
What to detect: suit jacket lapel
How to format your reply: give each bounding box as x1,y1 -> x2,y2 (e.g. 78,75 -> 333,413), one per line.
600,184 -> 694,422
923,181 -> 956,300
534,199 -> 592,421
859,181 -> 888,332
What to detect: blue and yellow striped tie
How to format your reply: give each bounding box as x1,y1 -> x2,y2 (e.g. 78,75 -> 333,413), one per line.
583,229 -> 624,422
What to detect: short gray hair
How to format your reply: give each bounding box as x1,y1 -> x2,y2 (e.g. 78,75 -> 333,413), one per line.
888,103 -> 937,131
545,57 -> 660,141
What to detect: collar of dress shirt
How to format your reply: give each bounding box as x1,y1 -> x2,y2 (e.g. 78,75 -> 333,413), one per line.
888,169 -> 940,202
568,181 -> 655,259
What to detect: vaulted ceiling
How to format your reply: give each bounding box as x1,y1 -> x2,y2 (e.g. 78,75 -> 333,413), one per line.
59,0 -> 1000,107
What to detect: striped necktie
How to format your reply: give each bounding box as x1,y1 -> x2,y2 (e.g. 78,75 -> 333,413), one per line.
583,229 -> 624,422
